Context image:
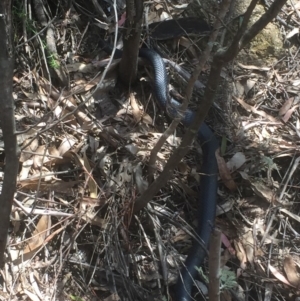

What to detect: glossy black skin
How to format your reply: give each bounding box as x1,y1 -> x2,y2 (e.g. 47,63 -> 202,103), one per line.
99,37 -> 219,301
148,17 -> 212,40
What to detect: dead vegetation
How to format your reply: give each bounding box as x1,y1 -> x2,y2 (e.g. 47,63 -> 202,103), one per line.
2,0 -> 300,300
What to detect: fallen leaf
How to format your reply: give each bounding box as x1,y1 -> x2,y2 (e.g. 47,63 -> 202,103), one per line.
245,79 -> 256,94
286,27 -> 299,39
23,215 -> 50,254
130,92 -> 143,122
58,136 -> 76,156
19,159 -> 33,180
234,240 -> 248,272
269,264 -> 296,288
72,151 -> 98,198
179,36 -> 197,58
282,105 -> 298,123
279,98 -> 293,116
216,149 -> 237,191
284,256 -> 300,288
234,96 -> 277,122
226,152 -> 246,171
32,145 -> 50,168
20,138 -> 39,163
66,62 -> 94,73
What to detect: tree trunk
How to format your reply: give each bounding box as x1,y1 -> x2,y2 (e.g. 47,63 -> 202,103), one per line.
119,0 -> 144,85
0,0 -> 20,266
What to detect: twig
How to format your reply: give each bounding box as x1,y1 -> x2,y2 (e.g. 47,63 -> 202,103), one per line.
208,228 -> 221,301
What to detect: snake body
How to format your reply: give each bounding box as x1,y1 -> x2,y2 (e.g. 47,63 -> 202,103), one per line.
99,26 -> 219,301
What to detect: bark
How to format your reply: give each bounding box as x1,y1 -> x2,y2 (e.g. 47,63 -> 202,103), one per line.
119,0 -> 143,85
0,0 -> 20,266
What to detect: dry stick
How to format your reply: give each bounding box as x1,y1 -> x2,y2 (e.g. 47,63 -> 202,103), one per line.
147,120 -> 181,182
0,0 -> 20,266
133,0 -> 288,214
147,0 -> 230,182
208,228 -> 222,301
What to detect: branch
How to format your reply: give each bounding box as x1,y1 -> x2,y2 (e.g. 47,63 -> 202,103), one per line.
208,228 -> 222,301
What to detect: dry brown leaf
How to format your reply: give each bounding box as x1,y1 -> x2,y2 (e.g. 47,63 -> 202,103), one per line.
251,181 -> 276,204
282,105 -> 298,123
81,211 -> 107,229
216,149 -> 237,191
283,256 -> 300,288
58,136 -> 76,156
269,264 -> 296,288
17,128 -> 39,145
83,152 -> 98,198
66,62 -> 94,73
142,113 -> 153,125
279,97 -> 293,116
48,146 -> 60,157
23,215 -> 50,254
130,92 -> 143,122
72,151 -> 98,198
178,36 -> 197,58
19,159 -> 33,180
234,96 -> 277,122
171,229 -> 190,243
234,240 -> 248,271
241,231 -> 254,265
244,79 -> 256,94
19,138 -> 39,163
33,145 -> 50,168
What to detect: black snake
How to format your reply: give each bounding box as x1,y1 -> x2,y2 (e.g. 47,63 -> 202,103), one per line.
98,18 -> 219,301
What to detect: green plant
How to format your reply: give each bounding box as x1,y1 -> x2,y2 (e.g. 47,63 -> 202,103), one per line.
219,268 -> 237,290
69,295 -> 85,301
196,267 -> 238,291
48,53 -> 60,69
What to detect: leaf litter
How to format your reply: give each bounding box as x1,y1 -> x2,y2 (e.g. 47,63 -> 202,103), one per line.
5,0 -> 300,300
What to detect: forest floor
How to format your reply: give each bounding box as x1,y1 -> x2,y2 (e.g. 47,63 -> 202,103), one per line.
4,0 -> 300,300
